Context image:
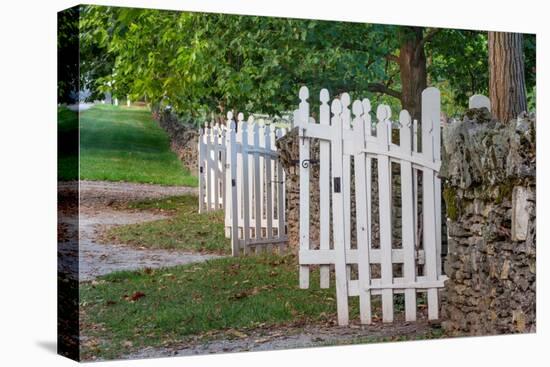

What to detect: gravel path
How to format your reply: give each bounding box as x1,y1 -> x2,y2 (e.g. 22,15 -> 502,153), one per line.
58,180 -> 218,281
77,208 -> 221,281
123,321 -> 434,360
75,180 -> 198,207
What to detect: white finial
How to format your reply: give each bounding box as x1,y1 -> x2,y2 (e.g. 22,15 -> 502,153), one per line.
227,111 -> 233,120
341,93 -> 350,109
237,112 -> 244,122
299,86 -> 309,101
247,115 -> 254,124
362,98 -> 371,114
384,105 -> 392,120
331,99 -> 342,115
320,89 -> 329,104
399,110 -> 411,127
376,105 -> 387,121
352,100 -> 363,117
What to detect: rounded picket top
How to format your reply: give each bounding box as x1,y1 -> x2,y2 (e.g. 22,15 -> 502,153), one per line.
362,98 -> 372,114
227,111 -> 234,121
341,93 -> 351,109
422,86 -> 440,99
331,98 -> 342,115
237,112 -> 244,122
376,104 -> 387,122
384,105 -> 392,120
399,110 -> 412,127
247,115 -> 255,124
320,88 -> 330,104
299,86 -> 309,101
352,100 -> 363,117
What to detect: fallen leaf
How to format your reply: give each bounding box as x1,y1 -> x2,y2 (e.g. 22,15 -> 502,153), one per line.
129,291 -> 146,301
228,329 -> 248,339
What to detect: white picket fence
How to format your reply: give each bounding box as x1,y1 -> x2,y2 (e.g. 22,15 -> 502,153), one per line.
297,86 -> 448,326
198,113 -> 289,256
198,123 -> 227,213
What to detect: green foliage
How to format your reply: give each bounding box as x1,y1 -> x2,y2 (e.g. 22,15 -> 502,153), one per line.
58,7 -> 80,103
79,104 -> 197,186
427,30 -> 489,117
79,5 -> 536,122
80,6 -> 400,121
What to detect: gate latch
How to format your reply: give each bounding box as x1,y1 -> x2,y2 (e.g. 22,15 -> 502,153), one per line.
334,177 -> 341,193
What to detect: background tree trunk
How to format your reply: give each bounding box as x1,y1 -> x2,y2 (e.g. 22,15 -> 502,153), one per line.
488,32 -> 527,123
398,27 -> 427,122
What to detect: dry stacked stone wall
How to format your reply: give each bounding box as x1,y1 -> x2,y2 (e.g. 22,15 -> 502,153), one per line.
153,109 -> 200,174
439,111 -> 536,335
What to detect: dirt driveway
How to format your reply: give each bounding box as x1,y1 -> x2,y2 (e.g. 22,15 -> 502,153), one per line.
58,181 -> 222,281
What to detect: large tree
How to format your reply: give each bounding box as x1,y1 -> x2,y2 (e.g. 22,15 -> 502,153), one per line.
80,6 -> 535,123
488,32 -> 528,122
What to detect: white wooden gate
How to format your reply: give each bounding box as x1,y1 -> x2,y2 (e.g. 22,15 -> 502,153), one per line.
297,86 -> 447,326
198,122 -> 227,213
198,112 -> 289,256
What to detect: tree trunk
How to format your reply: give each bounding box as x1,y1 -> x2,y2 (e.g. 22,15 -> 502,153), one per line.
488,32 -> 527,123
398,27 -> 427,122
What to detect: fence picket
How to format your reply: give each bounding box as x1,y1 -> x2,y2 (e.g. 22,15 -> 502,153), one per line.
376,105 -> 394,323
331,98 -> 350,326
252,123 -> 262,243
228,114 -> 239,256
258,122 -> 266,240
198,124 -> 206,214
205,123 -> 213,211
353,99 -> 372,324
319,89 -> 331,288
341,94 -> 352,283
298,87 -> 311,288
240,118 -> 251,255
399,110 -> 417,321
422,87 -> 440,320
212,123 -> 220,209
276,128 -> 286,252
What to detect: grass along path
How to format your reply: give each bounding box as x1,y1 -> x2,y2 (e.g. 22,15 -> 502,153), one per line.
100,195 -> 230,254
80,254 -> 439,360
80,255 -> 340,360
78,104 -> 197,186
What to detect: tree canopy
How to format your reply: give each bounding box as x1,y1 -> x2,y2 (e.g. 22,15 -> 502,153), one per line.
78,5 -> 536,122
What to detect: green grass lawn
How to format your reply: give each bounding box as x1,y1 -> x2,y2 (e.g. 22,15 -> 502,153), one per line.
101,195 -> 230,254
71,104 -> 197,186
80,254 -> 439,360
80,254 -> 342,359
